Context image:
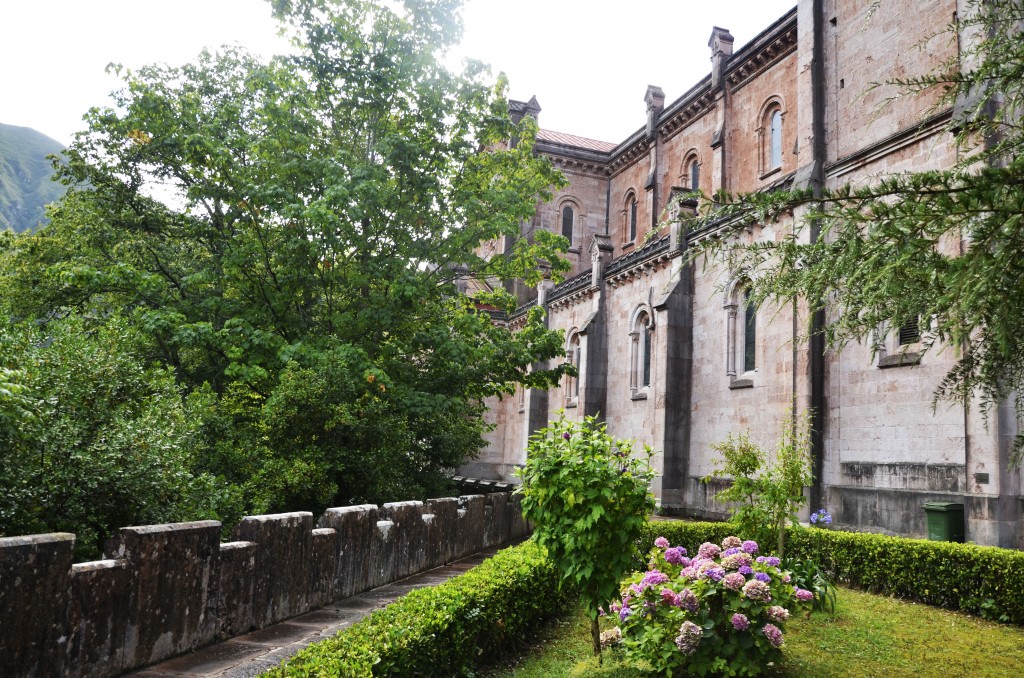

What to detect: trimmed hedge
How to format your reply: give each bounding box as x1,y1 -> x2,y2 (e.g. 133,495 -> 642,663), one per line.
265,540 -> 569,676
640,520 -> 1024,625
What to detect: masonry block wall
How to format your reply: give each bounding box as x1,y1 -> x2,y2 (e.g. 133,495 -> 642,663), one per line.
0,492 -> 528,678
467,0 -> 1024,548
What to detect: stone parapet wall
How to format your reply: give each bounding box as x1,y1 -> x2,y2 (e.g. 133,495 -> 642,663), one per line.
0,492 -> 528,678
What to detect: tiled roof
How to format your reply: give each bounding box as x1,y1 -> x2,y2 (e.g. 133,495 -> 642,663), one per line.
536,129 -> 617,153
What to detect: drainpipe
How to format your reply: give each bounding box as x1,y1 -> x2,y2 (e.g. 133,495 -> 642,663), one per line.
808,0 -> 828,512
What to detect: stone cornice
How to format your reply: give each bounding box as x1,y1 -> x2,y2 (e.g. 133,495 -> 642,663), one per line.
724,18 -> 798,93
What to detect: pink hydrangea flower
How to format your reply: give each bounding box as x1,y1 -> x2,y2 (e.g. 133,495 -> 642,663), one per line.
794,587 -> 814,602
654,536 -> 670,549
742,578 -> 772,603
722,535 -> 743,549
767,605 -> 790,623
731,613 -> 750,631
762,623 -> 784,648
697,542 -> 721,559
723,572 -> 746,591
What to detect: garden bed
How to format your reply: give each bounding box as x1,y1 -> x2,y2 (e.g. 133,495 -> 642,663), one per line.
487,586 -> 1024,677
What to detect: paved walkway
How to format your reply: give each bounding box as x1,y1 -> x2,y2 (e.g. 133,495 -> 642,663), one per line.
128,546 -> 505,677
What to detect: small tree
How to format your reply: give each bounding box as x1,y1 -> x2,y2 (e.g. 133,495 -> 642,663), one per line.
703,411 -> 813,558
517,415 -> 656,657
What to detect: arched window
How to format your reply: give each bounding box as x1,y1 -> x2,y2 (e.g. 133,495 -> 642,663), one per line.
769,110 -> 783,170
758,99 -> 785,178
561,205 -> 574,244
628,194 -> 638,242
743,289 -> 757,373
724,278 -> 757,387
566,332 -> 581,405
689,158 -> 700,192
630,307 -> 654,396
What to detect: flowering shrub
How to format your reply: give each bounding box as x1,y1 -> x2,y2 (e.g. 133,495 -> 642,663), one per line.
810,508 -> 832,527
609,535 -> 813,677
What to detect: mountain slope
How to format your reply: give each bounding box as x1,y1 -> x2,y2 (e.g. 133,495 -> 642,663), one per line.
0,123 -> 66,232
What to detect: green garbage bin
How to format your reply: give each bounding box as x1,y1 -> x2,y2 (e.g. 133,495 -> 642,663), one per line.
922,502 -> 964,542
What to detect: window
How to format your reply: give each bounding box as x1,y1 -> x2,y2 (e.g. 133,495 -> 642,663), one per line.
769,110 -> 783,170
628,195 -> 638,242
630,307 -> 654,397
743,289 -> 757,373
689,158 -> 700,192
877,316 -> 925,368
566,332 -> 581,405
561,205 -> 574,244
724,279 -> 756,388
757,99 -> 785,177
898,317 -> 920,346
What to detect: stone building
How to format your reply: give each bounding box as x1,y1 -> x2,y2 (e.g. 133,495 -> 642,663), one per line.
460,0 -> 1024,549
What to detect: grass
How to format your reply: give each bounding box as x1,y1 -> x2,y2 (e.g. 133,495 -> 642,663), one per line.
485,587 -> 1024,677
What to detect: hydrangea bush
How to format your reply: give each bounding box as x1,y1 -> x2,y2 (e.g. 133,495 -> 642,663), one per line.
608,535 -> 814,676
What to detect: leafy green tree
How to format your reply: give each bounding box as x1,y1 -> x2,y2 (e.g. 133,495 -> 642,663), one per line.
0,314 -> 230,560
0,0 -> 571,512
685,0 -> 1024,459
517,415 -> 656,658
703,412 -> 813,558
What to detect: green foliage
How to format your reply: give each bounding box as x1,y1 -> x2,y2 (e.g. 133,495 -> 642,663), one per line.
685,0 -> 1024,461
0,0 -> 574,523
0,314 -> 231,560
264,540 -> 569,676
782,557 -> 837,615
785,524 -> 1024,625
702,412 -> 813,558
517,414 -> 656,655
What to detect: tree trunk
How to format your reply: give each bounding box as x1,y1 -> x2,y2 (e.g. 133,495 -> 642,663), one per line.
591,617 -> 602,660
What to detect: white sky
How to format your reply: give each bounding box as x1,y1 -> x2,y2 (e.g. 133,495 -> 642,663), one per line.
0,0 -> 796,147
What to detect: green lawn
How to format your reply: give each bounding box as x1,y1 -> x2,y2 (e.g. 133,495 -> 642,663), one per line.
486,587 -> 1024,677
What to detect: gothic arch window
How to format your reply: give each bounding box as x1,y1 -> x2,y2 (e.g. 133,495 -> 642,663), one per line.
682,151 -> 701,192
629,305 -> 655,397
724,278 -> 757,388
623,191 -> 638,243
757,98 -> 785,178
565,330 -> 581,406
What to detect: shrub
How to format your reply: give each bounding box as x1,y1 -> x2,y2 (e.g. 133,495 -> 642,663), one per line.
610,535 -> 813,677
643,520 -> 1024,626
786,526 -> 1024,624
0,314 -> 230,560
702,411 -> 812,558
266,541 -> 569,676
517,414 -> 656,655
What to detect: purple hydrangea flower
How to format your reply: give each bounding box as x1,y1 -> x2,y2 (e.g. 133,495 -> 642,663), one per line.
654,536 -> 670,549
742,540 -> 759,554
783,574 -> 791,583
703,566 -> 725,582
660,588 -> 680,607
665,546 -> 687,565
721,552 -> 753,570
755,572 -> 771,583
641,570 -> 670,588
619,605 -> 632,621
722,536 -> 743,549
723,572 -> 746,591
742,579 -> 772,602
738,565 -> 754,576
731,613 -> 750,631
679,565 -> 698,580
762,623 -> 784,648
675,621 -> 703,655
698,542 -> 722,559
794,587 -> 814,602
767,605 -> 790,623
678,588 -> 699,613
723,547 -> 742,557
756,556 -> 781,567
